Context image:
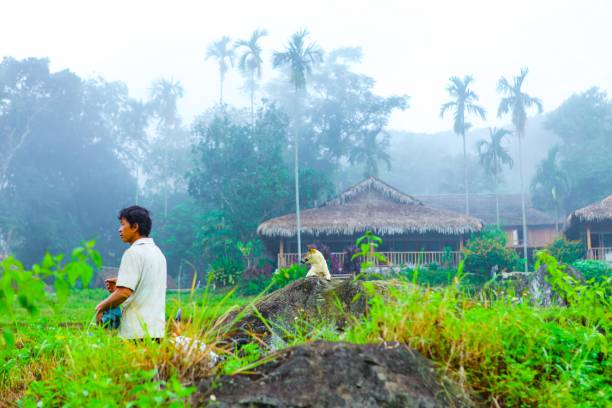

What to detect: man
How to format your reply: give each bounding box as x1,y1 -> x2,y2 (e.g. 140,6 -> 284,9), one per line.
95,205 -> 167,340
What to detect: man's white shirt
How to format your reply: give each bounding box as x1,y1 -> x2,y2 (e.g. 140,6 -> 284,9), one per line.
116,237 -> 167,339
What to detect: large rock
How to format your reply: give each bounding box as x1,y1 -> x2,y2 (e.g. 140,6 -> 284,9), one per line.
224,277 -> 398,342
194,341 -> 472,408
503,263 -> 584,306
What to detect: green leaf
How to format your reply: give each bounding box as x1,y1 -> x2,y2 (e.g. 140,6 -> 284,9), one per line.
80,264 -> 94,287
54,278 -> 70,309
2,329 -> 15,349
91,251 -> 103,269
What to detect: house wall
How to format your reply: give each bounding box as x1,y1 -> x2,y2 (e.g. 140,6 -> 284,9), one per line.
504,225 -> 559,248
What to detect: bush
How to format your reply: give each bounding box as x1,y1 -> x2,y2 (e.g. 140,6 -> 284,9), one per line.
546,237 -> 585,264
271,263 -> 307,289
239,263 -> 274,295
462,227 -> 521,276
571,259 -> 611,283
210,256 -> 244,287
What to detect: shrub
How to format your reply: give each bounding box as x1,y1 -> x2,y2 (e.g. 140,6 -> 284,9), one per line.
271,263 -> 307,289
210,256 -> 244,287
462,227 -> 521,276
571,259 -> 611,283
546,237 -> 585,264
239,263 -> 274,295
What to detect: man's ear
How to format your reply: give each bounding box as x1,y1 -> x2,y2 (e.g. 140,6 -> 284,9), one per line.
131,222 -> 140,232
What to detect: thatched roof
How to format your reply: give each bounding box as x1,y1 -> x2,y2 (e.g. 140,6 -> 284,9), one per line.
257,177 -> 483,238
565,195 -> 612,238
416,194 -> 556,227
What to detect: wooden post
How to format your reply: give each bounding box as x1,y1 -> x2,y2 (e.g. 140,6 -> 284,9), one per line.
459,235 -> 464,251
586,227 -> 592,250
279,239 -> 285,267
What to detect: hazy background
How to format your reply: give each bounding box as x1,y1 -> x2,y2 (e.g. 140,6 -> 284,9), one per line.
2,0 -> 611,131
1,0 -> 611,273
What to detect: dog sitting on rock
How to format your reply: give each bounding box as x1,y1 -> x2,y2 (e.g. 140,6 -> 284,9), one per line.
302,246 -> 331,281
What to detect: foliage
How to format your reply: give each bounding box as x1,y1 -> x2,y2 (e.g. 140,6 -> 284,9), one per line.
2,246 -> 610,407
273,29 -> 323,92
530,145 -> 568,220
343,256 -> 610,406
572,259 -> 611,283
351,231 -> 387,273
239,263 -> 274,295
189,104 -> 307,238
497,67 -> 543,134
210,253 -> 244,288
462,227 -> 521,275
0,57 -> 140,265
543,87 -> 612,211
0,240 -> 101,342
271,263 -> 308,289
546,237 -> 586,264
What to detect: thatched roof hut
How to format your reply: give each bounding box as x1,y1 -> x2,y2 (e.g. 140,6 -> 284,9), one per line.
565,195 -> 612,242
258,177 -> 483,239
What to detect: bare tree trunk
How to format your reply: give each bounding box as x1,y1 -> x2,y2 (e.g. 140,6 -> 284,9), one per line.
462,132 -> 470,216
495,172 -> 500,228
219,71 -> 224,105
250,70 -> 255,129
135,167 -> 140,205
294,92 -> 302,260
517,133 -> 529,272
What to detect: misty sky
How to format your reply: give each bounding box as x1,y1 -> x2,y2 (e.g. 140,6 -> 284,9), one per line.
2,0 -> 611,133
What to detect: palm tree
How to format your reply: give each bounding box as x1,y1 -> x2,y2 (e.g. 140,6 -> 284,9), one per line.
440,75 -> 486,216
530,146 -> 568,232
497,67 -> 543,271
149,78 -> 184,129
476,128 -> 514,228
205,36 -> 235,105
273,29 -> 323,260
235,29 -> 268,127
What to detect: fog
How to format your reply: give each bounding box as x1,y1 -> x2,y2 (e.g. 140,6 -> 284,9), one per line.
1,0 -> 611,272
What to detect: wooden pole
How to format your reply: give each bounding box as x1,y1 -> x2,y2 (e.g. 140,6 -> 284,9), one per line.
279,239 -> 285,267
586,226 -> 592,250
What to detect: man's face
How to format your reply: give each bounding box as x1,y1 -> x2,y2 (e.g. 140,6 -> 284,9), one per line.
118,217 -> 139,243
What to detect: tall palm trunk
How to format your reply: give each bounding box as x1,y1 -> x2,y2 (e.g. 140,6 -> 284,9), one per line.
219,71 -> 224,105
517,132 -> 529,272
250,70 -> 255,129
294,90 -> 302,260
494,170 -> 500,228
462,132 -> 470,216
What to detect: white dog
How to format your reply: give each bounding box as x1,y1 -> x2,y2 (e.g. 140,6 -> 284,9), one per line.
303,247 -> 331,281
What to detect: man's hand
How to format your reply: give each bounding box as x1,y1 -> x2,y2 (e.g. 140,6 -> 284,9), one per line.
105,277 -> 118,293
95,301 -> 106,324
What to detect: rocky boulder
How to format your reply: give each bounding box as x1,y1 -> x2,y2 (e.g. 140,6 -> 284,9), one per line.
503,263 -> 584,306
224,277 -> 399,342
193,341 -> 472,408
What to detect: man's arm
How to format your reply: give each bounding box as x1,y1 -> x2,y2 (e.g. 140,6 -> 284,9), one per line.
95,286 -> 133,323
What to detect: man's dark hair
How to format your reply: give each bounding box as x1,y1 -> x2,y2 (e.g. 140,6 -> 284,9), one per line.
118,206 -> 152,237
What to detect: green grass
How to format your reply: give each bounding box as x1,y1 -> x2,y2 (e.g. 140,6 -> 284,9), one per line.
0,288 -> 254,405
2,260 -> 610,407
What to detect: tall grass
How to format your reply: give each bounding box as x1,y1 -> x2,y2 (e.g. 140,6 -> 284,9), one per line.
2,252 -> 610,406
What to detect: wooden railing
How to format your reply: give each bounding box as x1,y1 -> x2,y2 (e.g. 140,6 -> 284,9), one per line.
587,247 -> 612,263
278,251 -> 461,270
